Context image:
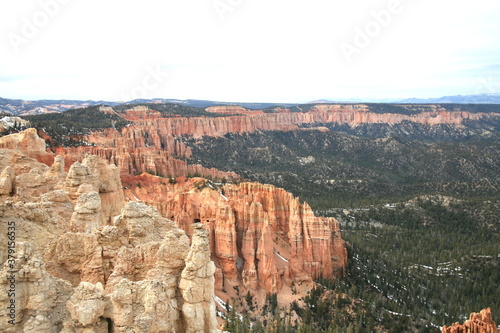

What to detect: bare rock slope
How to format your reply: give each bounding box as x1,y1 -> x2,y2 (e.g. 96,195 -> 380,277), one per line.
0,130 -> 221,333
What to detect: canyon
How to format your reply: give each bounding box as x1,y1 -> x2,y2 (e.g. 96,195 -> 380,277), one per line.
124,174 -> 347,297
42,103 -> 500,181
1,101 -> 498,331
119,104 -> 490,138
0,128 -> 348,331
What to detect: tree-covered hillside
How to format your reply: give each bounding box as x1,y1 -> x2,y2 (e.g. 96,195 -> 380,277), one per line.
113,103 -> 227,118
184,121 -> 500,332
184,125 -> 500,209
22,105 -> 130,147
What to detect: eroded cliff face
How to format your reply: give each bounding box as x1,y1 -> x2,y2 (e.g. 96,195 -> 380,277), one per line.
0,130 -> 221,333
52,104 -> 497,181
58,144 -> 238,182
118,104 -> 489,139
442,308 -> 498,333
124,174 -> 347,298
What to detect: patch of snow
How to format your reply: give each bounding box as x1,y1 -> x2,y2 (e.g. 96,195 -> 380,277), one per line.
214,296 -> 244,321
274,250 -> 289,262
1,116 -> 15,127
214,295 -> 226,309
429,322 -> 441,329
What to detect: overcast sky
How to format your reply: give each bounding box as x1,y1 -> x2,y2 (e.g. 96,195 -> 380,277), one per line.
1,0 -> 499,103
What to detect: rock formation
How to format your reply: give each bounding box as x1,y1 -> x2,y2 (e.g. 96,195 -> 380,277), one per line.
0,127 -> 53,164
0,118 -> 350,328
0,128 -> 46,152
49,103 -> 498,181
57,144 -> 237,181
0,242 -> 73,332
69,191 -> 102,233
125,174 -> 347,297
116,104 -> 490,139
179,224 -> 218,333
442,308 -> 498,333
0,166 -> 14,195
63,155 -> 124,224
0,130 -> 222,333
2,103 -> 497,329
64,282 -> 107,330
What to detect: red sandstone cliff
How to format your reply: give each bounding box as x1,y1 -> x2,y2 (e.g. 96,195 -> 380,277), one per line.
48,104 -> 497,181
43,103 -> 491,297
123,174 -> 347,296
122,104 -> 488,139
22,104 -> 496,306
56,144 -> 237,181
442,308 -> 498,333
10,127 -> 347,302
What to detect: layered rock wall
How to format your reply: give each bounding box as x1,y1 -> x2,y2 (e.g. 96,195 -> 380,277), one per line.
58,145 -> 237,181
54,104 -> 495,180
121,105 -> 488,139
5,105 -> 496,185
126,175 -> 347,295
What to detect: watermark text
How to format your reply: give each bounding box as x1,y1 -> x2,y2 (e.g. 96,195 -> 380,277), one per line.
6,221 -> 17,326
339,0 -> 414,63
7,0 -> 72,54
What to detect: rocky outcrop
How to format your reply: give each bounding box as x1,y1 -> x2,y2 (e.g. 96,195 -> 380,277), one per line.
63,154 -> 124,224
69,192 -> 102,233
101,202 -> 218,333
63,160 -> 98,199
0,131 -> 221,333
0,242 -> 73,333
58,145 -> 237,181
0,166 -> 15,195
126,175 -> 347,296
80,155 -> 124,225
442,308 -> 498,333
45,155 -> 67,182
64,282 -> 107,331
179,224 -> 218,333
0,127 -> 53,164
44,232 -> 105,286
0,128 -> 46,152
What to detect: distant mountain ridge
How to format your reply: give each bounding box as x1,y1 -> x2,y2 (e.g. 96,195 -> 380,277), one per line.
398,93 -> 500,104
0,97 -> 296,116
1,93 -> 500,116
310,93 -> 500,104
